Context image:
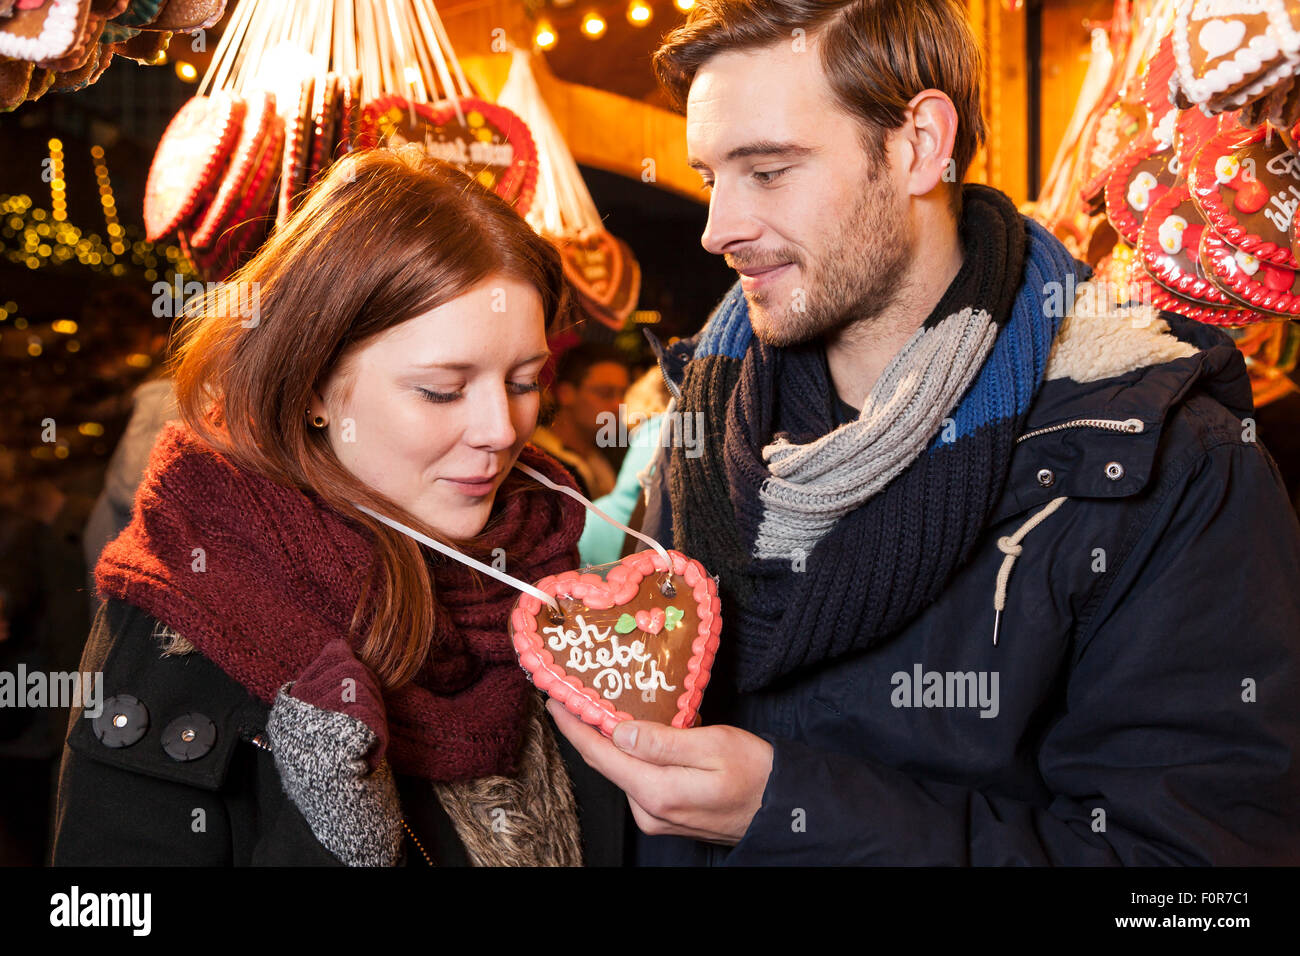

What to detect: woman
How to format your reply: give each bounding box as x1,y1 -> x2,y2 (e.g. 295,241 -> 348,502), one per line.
50,147 -> 623,866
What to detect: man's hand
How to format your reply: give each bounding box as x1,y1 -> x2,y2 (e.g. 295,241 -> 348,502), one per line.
547,698 -> 774,845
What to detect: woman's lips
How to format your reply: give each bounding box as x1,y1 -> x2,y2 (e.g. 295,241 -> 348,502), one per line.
441,473 -> 500,497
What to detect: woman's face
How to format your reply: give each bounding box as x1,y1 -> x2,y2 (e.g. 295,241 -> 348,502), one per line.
313,274 -> 551,540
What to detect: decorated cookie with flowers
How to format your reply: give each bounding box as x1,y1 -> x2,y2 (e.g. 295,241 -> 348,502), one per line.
1189,123 -> 1300,269
1198,227 -> 1300,315
510,549 -> 721,736
1140,183 -> 1238,305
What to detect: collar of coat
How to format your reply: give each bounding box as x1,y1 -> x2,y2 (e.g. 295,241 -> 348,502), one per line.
649,278 -> 1254,526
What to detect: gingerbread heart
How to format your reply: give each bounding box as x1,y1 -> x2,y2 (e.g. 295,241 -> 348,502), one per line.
144,91 -> 245,241
556,228 -> 623,307
1189,124 -> 1300,269
1106,123 -> 1176,245
1140,183 -> 1237,306
510,549 -> 721,736
1081,99 -> 1149,206
1147,272 -> 1272,325
0,0 -> 91,63
358,95 -> 539,215
1172,0 -> 1300,110
277,74 -> 315,225
1199,228 -> 1300,316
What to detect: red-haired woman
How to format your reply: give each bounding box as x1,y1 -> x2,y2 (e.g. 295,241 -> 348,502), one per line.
50,148 -> 622,866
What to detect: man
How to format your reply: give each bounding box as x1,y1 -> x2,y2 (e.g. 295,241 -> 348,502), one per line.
548,0 -> 1300,864
532,343 -> 629,499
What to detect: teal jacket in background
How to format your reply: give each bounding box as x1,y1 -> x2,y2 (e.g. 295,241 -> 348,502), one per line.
578,414 -> 666,567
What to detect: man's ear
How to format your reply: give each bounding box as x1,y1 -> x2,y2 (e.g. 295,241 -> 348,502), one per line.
554,381 -> 577,408
899,89 -> 959,199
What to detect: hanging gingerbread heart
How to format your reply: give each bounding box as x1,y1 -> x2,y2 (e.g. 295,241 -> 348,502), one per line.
1139,183 -> 1237,305
1198,228 -> 1299,316
1171,0 -> 1300,111
554,229 -> 624,310
1141,34 -> 1180,121
0,0 -> 92,63
1105,111 -> 1178,245
144,91 -> 245,241
304,72 -> 341,188
190,89 -> 277,249
510,549 -> 721,736
1147,278 -> 1271,325
1081,99 -> 1150,207
1189,124 -> 1300,269
358,95 -> 538,215
277,74 -> 315,225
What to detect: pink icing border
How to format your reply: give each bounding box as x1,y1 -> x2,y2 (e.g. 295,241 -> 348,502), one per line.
510,549 -> 722,737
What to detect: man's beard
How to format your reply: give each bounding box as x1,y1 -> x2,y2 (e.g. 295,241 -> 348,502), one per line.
736,171 -> 915,348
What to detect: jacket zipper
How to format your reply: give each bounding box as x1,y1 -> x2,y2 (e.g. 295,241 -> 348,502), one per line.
644,329 -> 684,403
1015,417 -> 1145,444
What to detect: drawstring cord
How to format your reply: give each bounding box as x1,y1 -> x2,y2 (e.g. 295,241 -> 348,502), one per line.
993,496 -> 1068,646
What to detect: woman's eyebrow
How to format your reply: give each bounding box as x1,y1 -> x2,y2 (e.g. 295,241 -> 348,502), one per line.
409,351 -> 550,371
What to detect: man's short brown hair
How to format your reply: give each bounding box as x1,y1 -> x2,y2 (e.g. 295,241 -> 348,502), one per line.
654,0 -> 987,203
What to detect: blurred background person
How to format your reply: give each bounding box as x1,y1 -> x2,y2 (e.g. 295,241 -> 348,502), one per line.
578,367 -> 671,566
532,343 -> 629,499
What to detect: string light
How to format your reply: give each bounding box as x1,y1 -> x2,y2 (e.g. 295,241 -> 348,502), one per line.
47,138 -> 66,223
627,1 -> 652,25
175,60 -> 197,82
581,12 -> 606,37
535,20 -> 557,49
0,147 -> 187,282
673,0 -> 695,11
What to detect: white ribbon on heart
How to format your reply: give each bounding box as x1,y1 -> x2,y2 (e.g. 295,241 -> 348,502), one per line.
354,461 -> 673,615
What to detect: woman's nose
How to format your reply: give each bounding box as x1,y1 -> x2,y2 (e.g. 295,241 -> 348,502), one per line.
464,383 -> 518,450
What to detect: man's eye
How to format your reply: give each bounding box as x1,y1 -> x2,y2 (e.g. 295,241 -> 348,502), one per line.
418,387 -> 460,404
754,168 -> 789,185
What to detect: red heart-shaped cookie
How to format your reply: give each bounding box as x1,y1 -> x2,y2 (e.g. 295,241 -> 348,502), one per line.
510,549 -> 721,736
144,91 -> 245,241
358,94 -> 539,214
1188,124 -> 1300,269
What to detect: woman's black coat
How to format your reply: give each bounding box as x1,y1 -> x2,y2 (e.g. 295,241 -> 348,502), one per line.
50,599 -> 625,866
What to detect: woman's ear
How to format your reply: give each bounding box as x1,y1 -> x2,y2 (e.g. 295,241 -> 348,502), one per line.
307,388 -> 328,423
901,89 -> 960,199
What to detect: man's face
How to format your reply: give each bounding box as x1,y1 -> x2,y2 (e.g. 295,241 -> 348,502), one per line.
687,38 -> 916,346
558,361 -> 630,441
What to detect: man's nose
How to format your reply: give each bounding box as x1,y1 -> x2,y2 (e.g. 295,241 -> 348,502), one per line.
700,183 -> 759,256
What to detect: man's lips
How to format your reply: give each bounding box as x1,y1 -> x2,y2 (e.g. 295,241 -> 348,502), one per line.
736,261 -> 793,289
734,261 -> 791,277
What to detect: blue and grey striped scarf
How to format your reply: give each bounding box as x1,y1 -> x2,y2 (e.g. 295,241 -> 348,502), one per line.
670,185 -> 1085,693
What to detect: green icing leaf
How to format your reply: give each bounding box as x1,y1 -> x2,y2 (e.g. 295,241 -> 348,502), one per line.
614,613 -> 637,634
664,605 -> 684,631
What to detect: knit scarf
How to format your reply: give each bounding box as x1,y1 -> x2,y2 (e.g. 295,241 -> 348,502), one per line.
671,184 -> 1085,693
96,421 -> 587,782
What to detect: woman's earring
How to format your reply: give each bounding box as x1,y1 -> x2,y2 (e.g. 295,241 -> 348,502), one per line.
308,408 -> 328,429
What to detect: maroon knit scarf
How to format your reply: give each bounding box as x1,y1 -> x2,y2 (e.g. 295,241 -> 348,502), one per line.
95,421 -> 586,782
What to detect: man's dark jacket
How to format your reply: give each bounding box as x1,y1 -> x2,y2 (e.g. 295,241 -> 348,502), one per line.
635,296 -> 1300,865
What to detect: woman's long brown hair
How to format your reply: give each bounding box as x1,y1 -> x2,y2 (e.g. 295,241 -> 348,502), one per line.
170,146 -> 575,690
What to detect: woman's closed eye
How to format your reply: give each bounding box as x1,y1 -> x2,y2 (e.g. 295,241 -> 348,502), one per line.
417,381 -> 541,404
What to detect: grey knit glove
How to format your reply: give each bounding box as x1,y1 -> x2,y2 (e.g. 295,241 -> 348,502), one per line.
264,640 -> 405,867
